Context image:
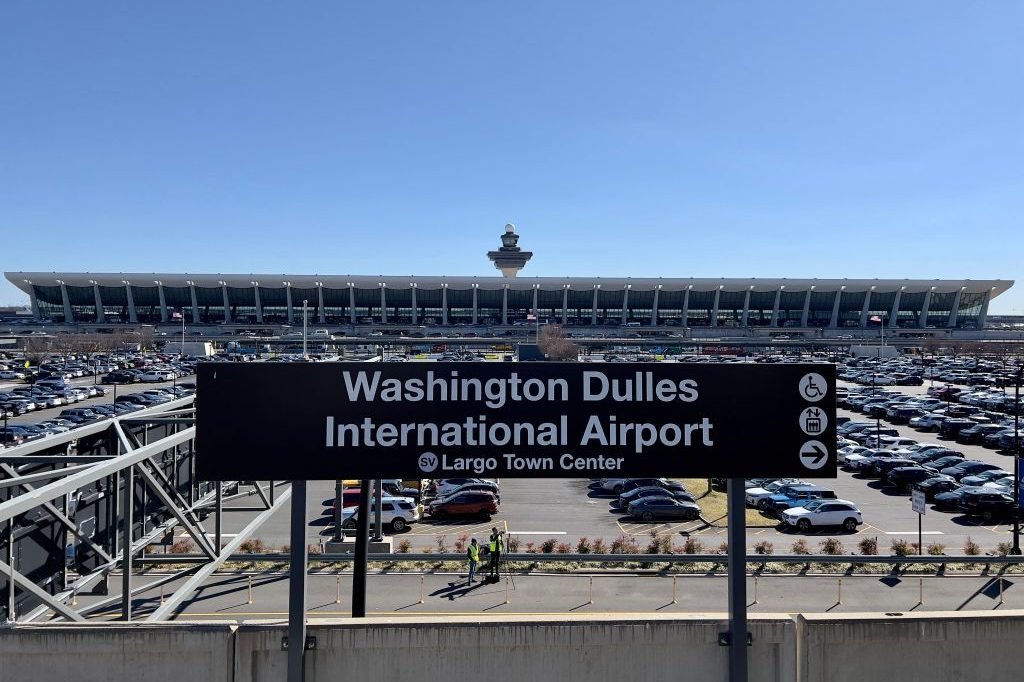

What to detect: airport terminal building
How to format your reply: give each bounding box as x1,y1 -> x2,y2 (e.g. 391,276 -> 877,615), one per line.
5,272 -> 1012,331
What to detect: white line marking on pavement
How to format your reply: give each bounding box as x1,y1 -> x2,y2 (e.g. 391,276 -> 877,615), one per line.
510,531 -> 567,535
885,531 -> 943,535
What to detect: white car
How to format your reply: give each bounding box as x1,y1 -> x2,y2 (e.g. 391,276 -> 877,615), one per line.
744,479 -> 807,508
781,499 -> 862,532
340,497 -> 420,532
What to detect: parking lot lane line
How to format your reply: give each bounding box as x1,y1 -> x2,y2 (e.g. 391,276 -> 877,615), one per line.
511,531 -> 567,536
885,531 -> 943,535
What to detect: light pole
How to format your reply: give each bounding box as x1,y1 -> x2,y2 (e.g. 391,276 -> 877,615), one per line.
302,300 -> 308,359
1013,365 -> 1022,555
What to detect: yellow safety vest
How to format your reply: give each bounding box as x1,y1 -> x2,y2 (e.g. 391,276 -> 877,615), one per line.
490,535 -> 503,552
468,545 -> 479,562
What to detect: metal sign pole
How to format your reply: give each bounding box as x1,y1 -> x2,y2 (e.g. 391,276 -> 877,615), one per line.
287,481 -> 308,682
725,478 -> 748,682
373,479 -> 383,541
352,479 -> 371,617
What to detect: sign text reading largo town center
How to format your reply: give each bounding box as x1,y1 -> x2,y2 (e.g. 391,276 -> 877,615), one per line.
196,363 -> 836,481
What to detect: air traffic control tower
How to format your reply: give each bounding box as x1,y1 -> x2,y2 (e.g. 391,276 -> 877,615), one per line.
486,223 -> 533,277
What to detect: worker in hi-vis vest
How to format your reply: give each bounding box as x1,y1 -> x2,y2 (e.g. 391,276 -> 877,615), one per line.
467,538 -> 480,584
488,527 -> 504,578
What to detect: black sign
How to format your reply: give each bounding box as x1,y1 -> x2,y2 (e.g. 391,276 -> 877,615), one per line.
196,362 -> 836,480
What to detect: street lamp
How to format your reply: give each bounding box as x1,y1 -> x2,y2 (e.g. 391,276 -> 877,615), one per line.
1013,365 -> 1022,555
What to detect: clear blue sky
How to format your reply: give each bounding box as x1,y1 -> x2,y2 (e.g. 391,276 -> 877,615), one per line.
2,2 -> 1022,312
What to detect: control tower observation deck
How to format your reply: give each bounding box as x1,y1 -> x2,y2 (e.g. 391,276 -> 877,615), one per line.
486,224 -> 533,277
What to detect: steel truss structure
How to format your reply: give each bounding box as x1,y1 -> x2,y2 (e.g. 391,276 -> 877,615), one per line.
0,395 -> 289,623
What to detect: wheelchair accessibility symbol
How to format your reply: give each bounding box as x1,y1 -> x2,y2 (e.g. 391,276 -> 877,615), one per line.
799,373 -> 827,402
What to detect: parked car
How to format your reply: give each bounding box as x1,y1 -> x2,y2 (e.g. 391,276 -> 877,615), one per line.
626,497 -> 701,522
427,491 -> 499,519
959,490 -> 1021,521
614,486 -> 697,510
914,477 -> 960,501
780,499 -> 862,531
341,498 -> 420,532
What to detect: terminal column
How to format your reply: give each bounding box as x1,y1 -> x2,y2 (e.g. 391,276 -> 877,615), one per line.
710,287 -> 721,328
590,286 -> 598,326
346,284 -> 353,325
769,288 -> 781,327
380,284 -> 388,324
948,288 -> 964,328
58,280 -> 73,323
888,287 -> 903,329
221,283 -> 232,324
681,287 -> 691,328
650,285 -> 660,327
471,284 -> 478,325
620,286 -> 629,325
533,285 -> 540,321
829,289 -> 842,329
739,288 -> 751,328
977,290 -> 992,329
441,284 -> 449,325
502,286 -> 509,326
253,283 -> 263,324
800,289 -> 811,328
188,283 -> 199,324
918,289 -> 933,328
27,284 -> 40,321
156,281 -> 168,323
411,285 -> 418,325
125,282 -> 138,323
92,281 -> 105,323
859,289 -> 872,328
285,284 -> 294,325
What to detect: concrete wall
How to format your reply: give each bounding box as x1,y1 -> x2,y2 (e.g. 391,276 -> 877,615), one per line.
3,611 -> 1024,681
239,615 -> 796,682
0,622 -> 236,682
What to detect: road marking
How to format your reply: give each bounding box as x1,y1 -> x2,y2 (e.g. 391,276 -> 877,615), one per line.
510,531 -> 567,536
885,531 -> 943,535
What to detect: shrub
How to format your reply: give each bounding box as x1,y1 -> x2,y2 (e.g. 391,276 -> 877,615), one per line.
307,544 -> 323,555
715,542 -> 729,555
645,536 -> 662,554
435,534 -> 449,554
682,537 -> 704,554
169,539 -> 194,554
926,543 -> 946,556
524,542 -> 536,554
540,538 -> 558,553
658,534 -> 673,554
507,536 -> 521,553
280,545 -> 290,554
238,538 -> 266,554
591,538 -> 608,554
396,539 -> 412,553
555,542 -> 572,554
818,538 -> 844,555
610,535 -> 639,554
791,539 -> 810,555
454,534 -> 468,553
753,540 -> 774,555
576,536 -> 592,554
891,539 -> 912,556
857,537 -> 878,556
996,541 -> 1013,557
421,547 -> 432,554
963,537 -> 981,556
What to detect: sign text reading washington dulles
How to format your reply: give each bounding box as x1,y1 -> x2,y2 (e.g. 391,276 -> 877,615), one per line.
196,362 -> 837,480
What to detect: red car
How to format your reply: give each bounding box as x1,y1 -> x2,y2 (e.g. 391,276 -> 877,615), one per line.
428,491 -> 498,520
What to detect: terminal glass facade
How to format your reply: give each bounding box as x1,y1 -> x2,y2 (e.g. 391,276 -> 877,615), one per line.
131,285 -> 162,322
259,286 -> 288,323
656,290 -> 684,326
415,288 -> 442,325
385,287 -> 413,323
194,286 -> 224,323
227,287 -> 256,323
98,285 -> 129,322
746,291 -> 775,326
34,285 -> 66,322
837,290 -> 867,327
807,291 -> 836,327
926,292 -> 957,328
352,287 -> 380,324
67,285 -> 97,322
776,291 -> 806,327
686,290 -> 714,327
475,288 -> 501,325
866,291 -> 896,326
447,288 -> 474,323
896,291 -> 926,328
506,288 -> 533,324
716,291 -> 745,327
955,292 -> 987,329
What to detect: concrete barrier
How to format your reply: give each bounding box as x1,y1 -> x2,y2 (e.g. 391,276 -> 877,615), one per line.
798,610 -> 1024,682
0,622 -> 236,682
4,611 -> 1024,681
237,614 -> 796,682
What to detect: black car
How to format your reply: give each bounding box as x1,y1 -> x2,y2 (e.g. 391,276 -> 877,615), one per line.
615,486 -> 697,510
939,418 -> 979,438
939,461 -> 1003,480
627,497 -> 701,522
620,478 -> 687,495
914,477 -> 960,501
933,486 -> 988,511
870,457 -> 918,479
957,423 -> 1009,445
959,490 -> 1021,521
922,454 -> 966,471
886,466 -> 940,490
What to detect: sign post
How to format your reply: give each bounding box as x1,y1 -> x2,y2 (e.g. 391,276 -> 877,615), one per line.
912,488 -> 927,555
197,362 -> 837,682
